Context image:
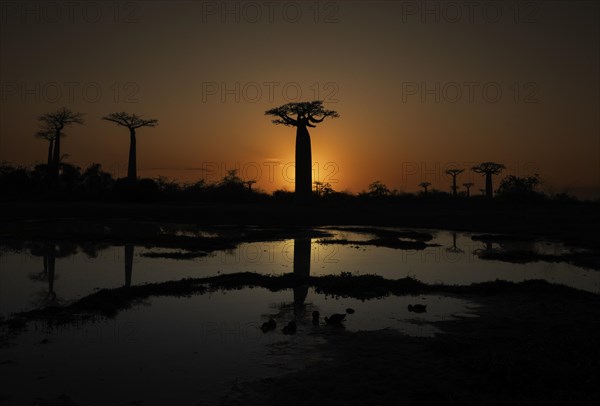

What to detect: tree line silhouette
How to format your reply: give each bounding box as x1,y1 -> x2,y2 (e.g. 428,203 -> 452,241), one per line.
0,105 -> 587,204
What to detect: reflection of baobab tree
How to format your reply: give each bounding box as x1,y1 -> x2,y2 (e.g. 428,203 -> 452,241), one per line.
28,241 -> 77,307
265,238 -> 313,323
124,244 -> 134,287
292,238 -> 311,319
446,232 -> 464,254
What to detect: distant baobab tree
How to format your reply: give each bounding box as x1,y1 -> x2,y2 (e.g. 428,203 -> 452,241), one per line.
245,180 -> 257,191
418,181 -> 431,193
34,126 -> 56,165
265,101 -> 339,203
102,112 -> 159,180
462,182 -> 474,197
471,162 -> 506,198
37,107 -> 85,173
445,168 -> 464,196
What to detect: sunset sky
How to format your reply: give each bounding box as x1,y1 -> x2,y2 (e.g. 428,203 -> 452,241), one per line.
1,1 -> 598,197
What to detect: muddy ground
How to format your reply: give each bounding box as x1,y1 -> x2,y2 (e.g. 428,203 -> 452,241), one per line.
222,284 -> 600,406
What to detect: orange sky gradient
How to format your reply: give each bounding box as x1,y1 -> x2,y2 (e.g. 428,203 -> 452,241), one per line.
1,1 -> 598,198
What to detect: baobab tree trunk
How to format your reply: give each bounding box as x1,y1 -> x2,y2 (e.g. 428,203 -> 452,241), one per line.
128,128 -> 137,180
51,129 -> 61,171
485,173 -> 493,198
50,129 -> 62,185
47,139 -> 54,165
295,125 -> 312,203
452,177 -> 457,196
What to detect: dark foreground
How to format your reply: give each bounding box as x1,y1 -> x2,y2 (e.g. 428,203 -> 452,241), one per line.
1,203 -> 599,405
1,274 -> 599,406
226,284 -> 600,406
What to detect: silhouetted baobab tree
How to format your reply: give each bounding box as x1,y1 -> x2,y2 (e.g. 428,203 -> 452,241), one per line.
418,181 -> 431,193
38,107 -> 85,173
445,168 -> 464,196
265,101 -> 339,203
102,112 -> 159,180
34,126 -> 56,165
472,162 -> 505,198
462,182 -> 474,197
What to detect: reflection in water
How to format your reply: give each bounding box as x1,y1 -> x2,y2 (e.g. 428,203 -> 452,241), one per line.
124,244 -> 134,287
27,241 -> 77,307
43,245 -> 56,302
0,288 -> 476,406
292,238 -> 311,319
446,232 -> 464,254
1,227 -> 597,405
1,228 -> 598,318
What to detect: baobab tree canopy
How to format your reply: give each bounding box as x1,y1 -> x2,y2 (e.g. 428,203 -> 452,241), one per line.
37,107 -> 85,174
266,101 -> 339,127
472,162 -> 506,175
472,162 -> 506,198
101,112 -> 158,129
265,101 -> 339,202
38,107 -> 85,131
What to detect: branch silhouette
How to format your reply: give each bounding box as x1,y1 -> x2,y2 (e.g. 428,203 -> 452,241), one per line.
102,112 -> 159,180
472,162 -> 506,198
37,107 -> 84,177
